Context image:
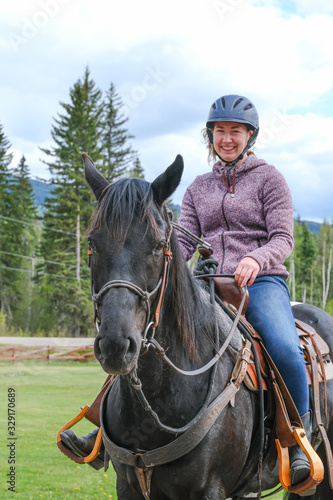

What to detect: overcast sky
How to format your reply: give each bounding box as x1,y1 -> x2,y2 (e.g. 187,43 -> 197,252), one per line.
1,0 -> 333,222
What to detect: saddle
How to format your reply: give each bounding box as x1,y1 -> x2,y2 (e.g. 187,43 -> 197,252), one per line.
209,277 -> 330,494
241,313 -> 332,492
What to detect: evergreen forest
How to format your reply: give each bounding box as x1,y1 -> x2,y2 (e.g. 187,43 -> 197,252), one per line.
1,68 -> 333,337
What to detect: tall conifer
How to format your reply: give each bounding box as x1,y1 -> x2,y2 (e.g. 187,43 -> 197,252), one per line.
101,82 -> 137,181
9,156 -> 38,329
0,123 -> 14,319
38,68 -> 104,336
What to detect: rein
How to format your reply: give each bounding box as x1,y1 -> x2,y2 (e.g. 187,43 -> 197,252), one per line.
126,256 -> 247,435
146,285 -> 247,376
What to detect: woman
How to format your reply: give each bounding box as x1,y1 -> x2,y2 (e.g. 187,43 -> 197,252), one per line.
176,94 -> 312,490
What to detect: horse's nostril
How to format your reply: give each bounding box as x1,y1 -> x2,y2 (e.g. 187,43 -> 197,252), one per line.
125,337 -> 137,362
94,337 -> 103,362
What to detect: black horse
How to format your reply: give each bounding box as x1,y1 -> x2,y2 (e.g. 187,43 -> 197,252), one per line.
83,152 -> 333,500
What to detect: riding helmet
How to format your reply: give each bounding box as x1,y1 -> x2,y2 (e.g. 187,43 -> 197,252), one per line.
206,94 -> 259,149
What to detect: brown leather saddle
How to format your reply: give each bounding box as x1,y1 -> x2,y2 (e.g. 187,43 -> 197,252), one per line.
217,277 -> 331,494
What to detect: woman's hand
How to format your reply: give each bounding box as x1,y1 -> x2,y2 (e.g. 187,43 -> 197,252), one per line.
234,257 -> 260,287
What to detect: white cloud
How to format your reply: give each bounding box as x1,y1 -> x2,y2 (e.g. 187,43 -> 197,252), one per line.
1,0 -> 333,221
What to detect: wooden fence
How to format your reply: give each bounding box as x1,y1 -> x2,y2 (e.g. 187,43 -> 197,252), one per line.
0,343 -> 95,363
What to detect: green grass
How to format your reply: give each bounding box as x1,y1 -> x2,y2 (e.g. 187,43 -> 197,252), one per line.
0,361 -> 284,499
0,361 -> 116,499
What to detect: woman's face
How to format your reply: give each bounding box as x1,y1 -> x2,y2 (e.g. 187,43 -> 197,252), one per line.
213,121 -> 253,164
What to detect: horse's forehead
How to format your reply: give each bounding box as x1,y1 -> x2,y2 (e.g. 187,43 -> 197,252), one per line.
99,210 -> 166,245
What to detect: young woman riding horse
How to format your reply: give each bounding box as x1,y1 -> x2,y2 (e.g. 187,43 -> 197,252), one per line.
177,94 -> 312,489
59,95 -> 326,498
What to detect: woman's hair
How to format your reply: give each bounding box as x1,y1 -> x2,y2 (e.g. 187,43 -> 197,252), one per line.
202,123 -> 255,165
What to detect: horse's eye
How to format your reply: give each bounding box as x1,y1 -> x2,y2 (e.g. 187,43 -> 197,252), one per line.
87,237 -> 96,252
154,241 -> 165,254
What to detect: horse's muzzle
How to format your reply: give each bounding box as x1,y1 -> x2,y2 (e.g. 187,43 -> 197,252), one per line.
94,330 -> 140,375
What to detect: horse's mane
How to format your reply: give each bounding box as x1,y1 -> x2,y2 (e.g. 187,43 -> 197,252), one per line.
87,177 -> 213,360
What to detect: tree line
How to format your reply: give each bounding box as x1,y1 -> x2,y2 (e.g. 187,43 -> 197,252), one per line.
286,218 -> 333,314
0,68 -> 144,337
0,68 -> 332,336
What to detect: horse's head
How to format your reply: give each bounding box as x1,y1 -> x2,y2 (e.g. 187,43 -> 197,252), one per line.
83,153 -> 184,375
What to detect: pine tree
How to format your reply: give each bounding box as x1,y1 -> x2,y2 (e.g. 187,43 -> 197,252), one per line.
101,82 -> 137,181
0,123 -> 14,320
8,156 -> 38,329
38,68 -> 104,336
295,221 -> 317,303
0,122 -> 13,220
317,221 -> 333,309
287,219 -> 318,304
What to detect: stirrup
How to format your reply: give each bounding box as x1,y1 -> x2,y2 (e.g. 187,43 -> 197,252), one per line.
57,405 -> 103,464
276,427 -> 324,495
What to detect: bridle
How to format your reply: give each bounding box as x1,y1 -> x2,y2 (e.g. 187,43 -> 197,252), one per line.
88,206 -> 247,383
89,206 -> 217,347
89,209 -> 175,342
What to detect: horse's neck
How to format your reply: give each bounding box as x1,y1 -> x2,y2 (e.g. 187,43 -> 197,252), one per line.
132,283 -> 216,406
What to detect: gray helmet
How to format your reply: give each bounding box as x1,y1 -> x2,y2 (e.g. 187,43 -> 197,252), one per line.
206,94 -> 259,149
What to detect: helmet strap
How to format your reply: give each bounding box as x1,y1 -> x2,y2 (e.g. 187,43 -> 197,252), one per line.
213,144 -> 250,167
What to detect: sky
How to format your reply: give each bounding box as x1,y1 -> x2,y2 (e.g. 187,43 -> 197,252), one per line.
1,0 -> 333,222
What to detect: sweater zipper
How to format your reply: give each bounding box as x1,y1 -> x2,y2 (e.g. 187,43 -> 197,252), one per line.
220,191 -> 230,272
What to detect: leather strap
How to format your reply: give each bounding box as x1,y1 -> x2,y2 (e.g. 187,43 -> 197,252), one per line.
134,467 -> 153,500
259,342 -> 302,447
85,375 -> 114,426
102,381 -> 239,469
304,342 -> 333,489
295,318 -> 330,356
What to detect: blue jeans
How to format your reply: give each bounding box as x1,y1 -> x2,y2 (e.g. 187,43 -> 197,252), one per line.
245,275 -> 309,416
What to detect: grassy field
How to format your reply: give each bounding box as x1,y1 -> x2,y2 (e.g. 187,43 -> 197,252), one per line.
0,361 -> 284,499
0,361 -> 116,499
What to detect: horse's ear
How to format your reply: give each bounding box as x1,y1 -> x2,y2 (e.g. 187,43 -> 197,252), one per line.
82,152 -> 109,201
151,154 -> 184,206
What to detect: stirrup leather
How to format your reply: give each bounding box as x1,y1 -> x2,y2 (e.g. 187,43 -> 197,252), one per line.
56,405 -> 103,464
276,426 -> 324,494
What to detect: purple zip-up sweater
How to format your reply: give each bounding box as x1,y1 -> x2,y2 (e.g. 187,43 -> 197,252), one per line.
177,154 -> 294,279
